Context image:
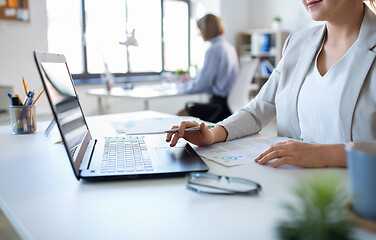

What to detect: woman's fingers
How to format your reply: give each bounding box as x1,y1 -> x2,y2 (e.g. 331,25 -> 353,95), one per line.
169,131 -> 181,147
198,122 -> 209,134
254,147 -> 273,162
254,141 -> 289,162
254,140 -> 322,168
254,140 -> 300,167
177,121 -> 191,139
166,125 -> 179,142
269,157 -> 292,168
166,121 -> 200,147
257,149 -> 288,165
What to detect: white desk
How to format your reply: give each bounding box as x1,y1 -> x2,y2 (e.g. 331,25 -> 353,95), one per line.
87,83 -> 206,112
0,111 -> 375,240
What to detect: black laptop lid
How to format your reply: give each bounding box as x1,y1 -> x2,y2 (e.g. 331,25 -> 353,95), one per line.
34,51 -> 90,178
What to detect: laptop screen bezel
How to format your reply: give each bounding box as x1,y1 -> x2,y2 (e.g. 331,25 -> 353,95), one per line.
34,51 -> 92,180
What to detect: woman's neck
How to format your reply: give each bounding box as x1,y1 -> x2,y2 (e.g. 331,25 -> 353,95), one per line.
325,3 -> 364,46
316,4 -> 365,76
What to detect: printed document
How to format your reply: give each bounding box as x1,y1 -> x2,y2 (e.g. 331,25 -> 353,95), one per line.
195,134 -> 290,166
111,116 -> 201,134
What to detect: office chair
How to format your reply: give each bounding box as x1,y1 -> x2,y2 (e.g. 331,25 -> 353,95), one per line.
227,58 -> 260,114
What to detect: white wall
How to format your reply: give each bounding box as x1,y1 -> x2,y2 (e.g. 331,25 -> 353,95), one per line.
261,0 -> 317,33
221,0 -> 256,46
220,0 -> 315,47
0,0 -> 49,115
193,0 -> 221,17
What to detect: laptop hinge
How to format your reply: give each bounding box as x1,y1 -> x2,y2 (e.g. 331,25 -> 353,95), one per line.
80,139 -> 97,170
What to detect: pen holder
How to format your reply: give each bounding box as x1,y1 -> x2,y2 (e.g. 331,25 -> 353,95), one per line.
10,105 -> 37,134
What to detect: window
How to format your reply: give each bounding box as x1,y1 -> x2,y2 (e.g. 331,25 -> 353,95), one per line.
125,0 -> 162,73
46,0 -> 83,74
163,0 -> 189,71
46,0 -> 190,81
85,0 -> 127,74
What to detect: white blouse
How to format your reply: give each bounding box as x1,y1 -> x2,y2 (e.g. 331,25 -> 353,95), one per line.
297,38 -> 358,144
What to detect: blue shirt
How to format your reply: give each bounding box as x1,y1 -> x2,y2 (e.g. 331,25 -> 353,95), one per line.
178,36 -> 239,97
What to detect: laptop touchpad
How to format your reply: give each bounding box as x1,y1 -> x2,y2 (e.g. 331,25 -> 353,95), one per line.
155,146 -> 197,171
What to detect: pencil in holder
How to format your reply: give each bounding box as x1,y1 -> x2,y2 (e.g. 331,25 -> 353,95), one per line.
10,105 -> 37,134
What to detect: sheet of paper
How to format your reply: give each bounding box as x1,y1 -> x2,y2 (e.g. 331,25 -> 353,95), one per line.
195,135 -> 290,166
111,116 -> 201,134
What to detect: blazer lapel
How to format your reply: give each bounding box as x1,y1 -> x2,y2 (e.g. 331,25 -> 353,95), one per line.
339,6 -> 376,141
285,25 -> 326,139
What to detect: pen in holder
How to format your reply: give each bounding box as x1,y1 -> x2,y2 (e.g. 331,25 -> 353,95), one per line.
10,105 -> 37,134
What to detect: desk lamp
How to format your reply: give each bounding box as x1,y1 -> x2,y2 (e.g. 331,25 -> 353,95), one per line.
119,29 -> 138,89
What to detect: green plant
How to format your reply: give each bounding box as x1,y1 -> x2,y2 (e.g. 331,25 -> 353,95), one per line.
273,16 -> 281,22
278,174 -> 354,240
175,69 -> 188,75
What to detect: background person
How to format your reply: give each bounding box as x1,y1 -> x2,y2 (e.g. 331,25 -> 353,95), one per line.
177,14 -> 239,123
168,0 -> 376,168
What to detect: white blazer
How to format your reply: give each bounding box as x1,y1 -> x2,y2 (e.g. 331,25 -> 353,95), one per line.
219,6 -> 376,143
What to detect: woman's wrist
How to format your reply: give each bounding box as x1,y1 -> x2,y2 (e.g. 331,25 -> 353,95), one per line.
319,144 -> 347,167
211,126 -> 228,144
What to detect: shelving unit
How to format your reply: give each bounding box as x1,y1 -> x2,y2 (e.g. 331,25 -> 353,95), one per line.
237,29 -> 289,95
0,85 -> 13,113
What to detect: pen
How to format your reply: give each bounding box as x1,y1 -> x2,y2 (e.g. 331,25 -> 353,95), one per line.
7,93 -> 12,100
17,90 -> 35,125
165,125 -> 215,133
32,89 -> 44,105
22,76 -> 28,95
126,125 -> 216,135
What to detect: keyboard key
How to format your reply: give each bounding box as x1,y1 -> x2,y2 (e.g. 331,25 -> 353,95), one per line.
101,136 -> 152,174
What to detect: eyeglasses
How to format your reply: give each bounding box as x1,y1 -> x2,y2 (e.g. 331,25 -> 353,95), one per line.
186,172 -> 262,195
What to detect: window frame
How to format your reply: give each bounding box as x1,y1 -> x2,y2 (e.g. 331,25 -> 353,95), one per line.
71,0 -> 191,82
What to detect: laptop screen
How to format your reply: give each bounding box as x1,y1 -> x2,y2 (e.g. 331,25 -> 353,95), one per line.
40,61 -> 88,161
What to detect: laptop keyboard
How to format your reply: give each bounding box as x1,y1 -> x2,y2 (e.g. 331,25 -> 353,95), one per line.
101,136 -> 153,173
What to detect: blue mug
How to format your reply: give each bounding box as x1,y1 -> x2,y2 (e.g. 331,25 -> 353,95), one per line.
346,141 -> 376,221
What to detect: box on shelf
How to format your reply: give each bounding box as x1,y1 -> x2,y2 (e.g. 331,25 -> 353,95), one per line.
237,29 -> 290,94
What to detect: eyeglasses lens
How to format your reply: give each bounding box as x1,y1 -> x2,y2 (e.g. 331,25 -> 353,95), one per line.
187,175 -> 259,194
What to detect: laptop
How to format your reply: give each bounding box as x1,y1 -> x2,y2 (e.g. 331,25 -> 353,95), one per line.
34,51 -> 208,181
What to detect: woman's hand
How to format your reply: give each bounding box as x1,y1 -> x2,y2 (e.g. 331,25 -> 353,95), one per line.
254,140 -> 346,168
178,74 -> 191,83
166,121 -> 227,147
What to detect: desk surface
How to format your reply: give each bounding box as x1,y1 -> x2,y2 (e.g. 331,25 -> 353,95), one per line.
86,83 -> 207,112
0,111 -> 375,240
87,84 -> 193,100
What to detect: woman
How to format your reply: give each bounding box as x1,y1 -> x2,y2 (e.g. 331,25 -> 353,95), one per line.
167,0 -> 376,168
177,14 -> 239,123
